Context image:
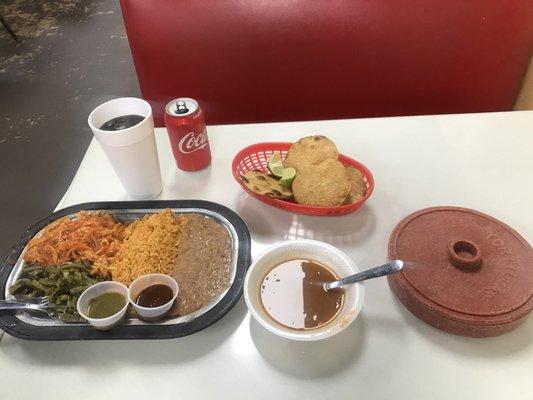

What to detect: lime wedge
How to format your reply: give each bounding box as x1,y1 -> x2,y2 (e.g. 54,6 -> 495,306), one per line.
279,167 -> 296,188
267,151 -> 284,178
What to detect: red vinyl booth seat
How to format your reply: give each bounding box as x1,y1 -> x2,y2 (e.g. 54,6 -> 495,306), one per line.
119,1 -> 533,126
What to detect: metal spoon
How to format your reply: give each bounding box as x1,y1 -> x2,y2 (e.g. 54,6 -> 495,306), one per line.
324,260 -> 404,291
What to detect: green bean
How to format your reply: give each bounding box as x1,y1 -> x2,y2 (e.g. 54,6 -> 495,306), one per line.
37,279 -> 56,286
23,265 -> 45,273
8,262 -> 107,323
59,313 -> 83,323
28,280 -> 49,292
58,263 -> 79,270
68,288 -> 81,297
9,279 -> 31,295
46,266 -> 59,274
55,294 -> 69,304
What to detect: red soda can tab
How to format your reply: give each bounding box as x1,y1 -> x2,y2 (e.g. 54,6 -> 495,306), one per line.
164,97 -> 211,171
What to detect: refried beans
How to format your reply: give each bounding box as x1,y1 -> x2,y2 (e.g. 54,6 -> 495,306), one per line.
168,214 -> 232,316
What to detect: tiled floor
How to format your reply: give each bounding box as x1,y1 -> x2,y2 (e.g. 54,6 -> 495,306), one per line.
0,0 -> 139,256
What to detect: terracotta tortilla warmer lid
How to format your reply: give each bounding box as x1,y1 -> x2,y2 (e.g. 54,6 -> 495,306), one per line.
388,206 -> 533,337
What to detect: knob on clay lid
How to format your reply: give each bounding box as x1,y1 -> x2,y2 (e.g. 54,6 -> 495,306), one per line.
388,206 -> 533,337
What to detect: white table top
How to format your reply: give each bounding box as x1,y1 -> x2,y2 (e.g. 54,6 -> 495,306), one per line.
2,111 -> 532,400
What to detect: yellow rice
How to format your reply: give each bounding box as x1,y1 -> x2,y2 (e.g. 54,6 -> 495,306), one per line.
104,209 -> 185,285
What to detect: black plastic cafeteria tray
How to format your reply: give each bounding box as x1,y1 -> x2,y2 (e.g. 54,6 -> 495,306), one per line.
0,200 -> 251,340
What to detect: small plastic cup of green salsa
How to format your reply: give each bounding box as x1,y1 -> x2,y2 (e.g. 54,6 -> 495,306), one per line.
77,281 -> 129,330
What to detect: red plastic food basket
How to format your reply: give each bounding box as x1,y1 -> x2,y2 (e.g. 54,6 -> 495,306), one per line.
232,142 -> 374,216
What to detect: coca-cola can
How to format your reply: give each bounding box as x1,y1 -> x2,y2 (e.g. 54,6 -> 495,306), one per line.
164,97 -> 211,171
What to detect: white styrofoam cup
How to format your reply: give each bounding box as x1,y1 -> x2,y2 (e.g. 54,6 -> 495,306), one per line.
88,97 -> 163,199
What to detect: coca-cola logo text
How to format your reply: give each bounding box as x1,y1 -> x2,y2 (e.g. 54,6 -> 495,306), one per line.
178,129 -> 208,154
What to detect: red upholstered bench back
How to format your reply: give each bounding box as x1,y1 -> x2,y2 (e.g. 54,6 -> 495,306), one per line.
119,0 -> 533,126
